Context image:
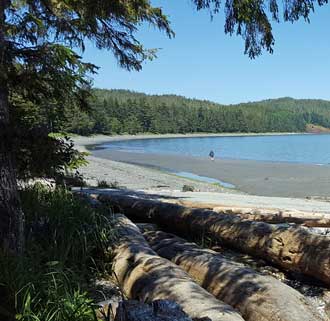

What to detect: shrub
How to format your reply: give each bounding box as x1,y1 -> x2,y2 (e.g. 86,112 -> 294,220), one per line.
21,184 -> 114,271
0,184 -> 115,321
97,180 -> 121,189
58,171 -> 87,188
182,184 -> 195,192
97,180 -> 111,188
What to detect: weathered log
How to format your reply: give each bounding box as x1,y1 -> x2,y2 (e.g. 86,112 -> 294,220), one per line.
143,229 -> 325,321
83,192 -> 330,227
100,194 -> 330,285
111,214 -> 244,321
212,206 -> 330,227
170,200 -> 330,227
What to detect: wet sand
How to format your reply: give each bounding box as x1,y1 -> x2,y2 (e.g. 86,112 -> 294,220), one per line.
91,149 -> 330,198
73,134 -> 330,198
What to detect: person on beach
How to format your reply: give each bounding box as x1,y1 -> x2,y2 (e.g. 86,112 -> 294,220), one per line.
209,150 -> 215,161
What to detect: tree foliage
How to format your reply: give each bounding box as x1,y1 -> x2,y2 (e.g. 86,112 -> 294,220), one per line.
1,0 -> 174,181
61,89 -> 330,135
3,0 -> 174,132
1,0 -> 329,254
0,0 -> 174,253
3,0 -> 328,178
192,0 -> 328,58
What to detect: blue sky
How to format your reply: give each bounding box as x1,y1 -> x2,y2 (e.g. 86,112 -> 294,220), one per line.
82,1 -> 330,105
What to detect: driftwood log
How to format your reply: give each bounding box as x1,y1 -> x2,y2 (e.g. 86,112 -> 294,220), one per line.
153,200 -> 330,227
212,207 -> 330,227
143,229 -> 325,321
111,214 -> 244,321
84,193 -> 330,227
101,194 -> 330,285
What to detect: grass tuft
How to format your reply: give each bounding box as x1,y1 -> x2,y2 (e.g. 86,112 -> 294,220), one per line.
97,180 -> 121,189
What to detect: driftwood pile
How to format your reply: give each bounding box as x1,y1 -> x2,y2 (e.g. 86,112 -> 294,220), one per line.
112,214 -> 244,321
87,191 -> 330,321
143,229 -> 324,321
109,213 -> 328,321
101,194 -> 330,285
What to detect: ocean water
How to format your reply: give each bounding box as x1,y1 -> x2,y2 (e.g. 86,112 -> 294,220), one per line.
100,134 -> 330,165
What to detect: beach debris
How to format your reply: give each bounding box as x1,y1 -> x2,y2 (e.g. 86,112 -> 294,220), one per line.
100,194 -> 330,285
143,229 -> 326,321
212,206 -> 330,228
111,214 -> 245,321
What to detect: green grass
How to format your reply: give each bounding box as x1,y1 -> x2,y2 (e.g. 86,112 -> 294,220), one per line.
15,269 -> 99,321
0,184 -> 115,321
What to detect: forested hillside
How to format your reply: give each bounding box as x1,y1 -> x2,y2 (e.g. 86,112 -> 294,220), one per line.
61,89 -> 330,135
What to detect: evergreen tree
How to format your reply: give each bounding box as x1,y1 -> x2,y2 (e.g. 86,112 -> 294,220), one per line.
0,0 -> 172,254
1,0 -> 328,254
60,89 -> 330,136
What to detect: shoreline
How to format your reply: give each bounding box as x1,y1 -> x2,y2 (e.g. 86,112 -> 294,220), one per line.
72,132 -> 308,150
73,134 -> 330,199
73,136 -> 237,193
91,150 -> 330,198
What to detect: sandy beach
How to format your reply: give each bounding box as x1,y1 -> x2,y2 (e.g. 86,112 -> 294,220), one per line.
73,134 -> 237,193
73,134 -> 330,199
73,132 -> 303,147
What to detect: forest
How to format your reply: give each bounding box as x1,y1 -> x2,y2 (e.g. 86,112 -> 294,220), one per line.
2,1 -> 330,320
61,89 -> 330,135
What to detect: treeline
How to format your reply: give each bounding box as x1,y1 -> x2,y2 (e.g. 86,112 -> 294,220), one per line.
61,89 -> 330,135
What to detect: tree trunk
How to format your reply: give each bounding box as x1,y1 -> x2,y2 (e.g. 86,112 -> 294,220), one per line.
99,194 -> 330,285
0,0 -> 24,255
111,214 -> 244,321
143,229 -> 325,321
159,200 -> 330,227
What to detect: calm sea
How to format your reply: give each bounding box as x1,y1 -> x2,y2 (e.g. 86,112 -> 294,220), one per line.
100,134 -> 330,165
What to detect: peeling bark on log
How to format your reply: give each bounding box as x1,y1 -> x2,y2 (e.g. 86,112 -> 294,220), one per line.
212,207 -> 330,227
100,195 -> 330,285
111,214 -> 244,321
168,200 -> 330,227
143,230 -> 325,321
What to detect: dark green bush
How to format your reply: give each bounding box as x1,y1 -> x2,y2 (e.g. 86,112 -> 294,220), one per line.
182,184 -> 195,192
0,184 -> 115,321
97,180 -> 121,189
